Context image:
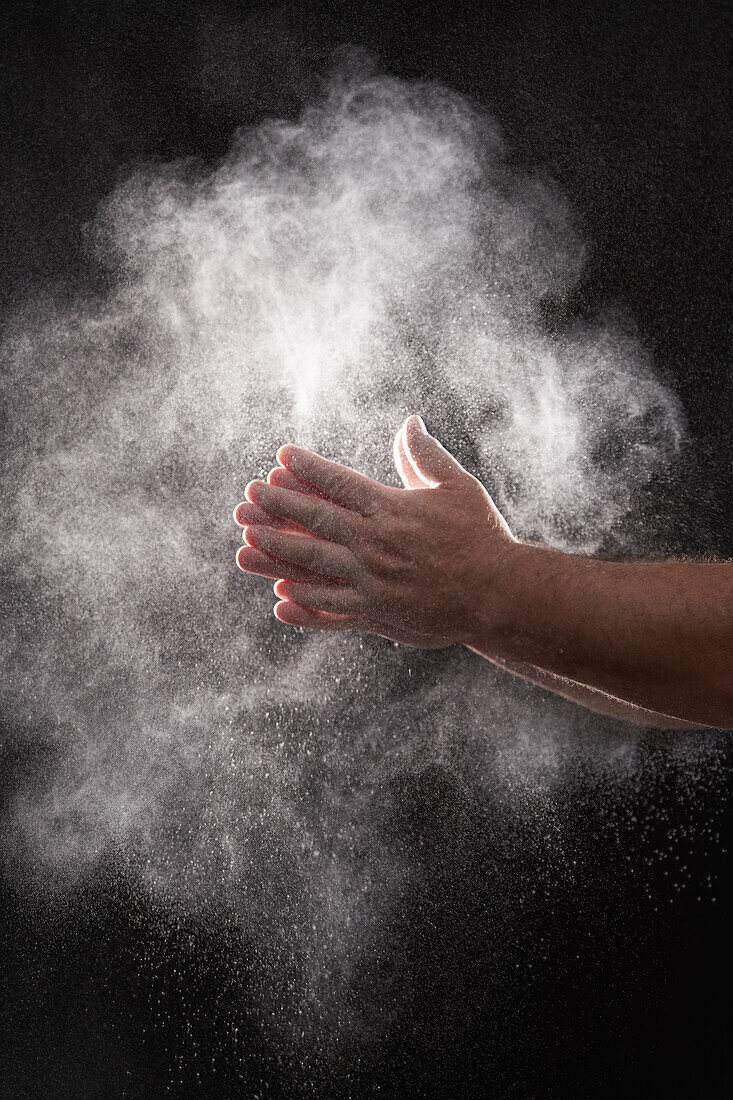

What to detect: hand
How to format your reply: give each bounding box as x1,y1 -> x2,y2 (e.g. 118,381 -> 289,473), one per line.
233,415 -> 518,648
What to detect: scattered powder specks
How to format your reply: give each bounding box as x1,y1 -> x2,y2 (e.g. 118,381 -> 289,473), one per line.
0,58 -> 724,1074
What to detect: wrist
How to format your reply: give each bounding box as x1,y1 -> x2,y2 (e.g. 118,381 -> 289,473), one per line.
463,539 -> 564,656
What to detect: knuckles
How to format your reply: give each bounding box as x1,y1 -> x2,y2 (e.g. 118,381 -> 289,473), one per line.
315,510 -> 344,542
326,469 -> 349,500
357,541 -> 409,577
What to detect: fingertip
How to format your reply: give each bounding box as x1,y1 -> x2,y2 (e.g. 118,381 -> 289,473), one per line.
273,599 -> 293,622
233,503 -> 245,525
273,579 -> 288,598
403,416 -> 425,452
244,479 -> 265,503
267,466 -> 286,487
276,444 -> 298,469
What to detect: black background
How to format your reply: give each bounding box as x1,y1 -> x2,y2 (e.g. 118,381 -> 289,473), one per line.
1,1 -> 730,1097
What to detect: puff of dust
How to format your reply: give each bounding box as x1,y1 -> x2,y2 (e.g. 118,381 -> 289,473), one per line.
0,59 -> 719,1061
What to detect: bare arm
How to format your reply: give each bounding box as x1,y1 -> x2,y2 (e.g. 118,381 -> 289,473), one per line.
471,655 -> 707,729
232,415 -> 730,730
468,548 -> 731,728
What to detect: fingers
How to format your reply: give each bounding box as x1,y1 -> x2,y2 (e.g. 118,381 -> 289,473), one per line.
267,467 -> 310,490
243,524 -> 357,580
403,414 -> 466,486
234,501 -> 274,526
267,466 -> 335,501
233,500 -> 309,534
245,480 -> 355,544
275,445 -> 382,514
236,546 -> 328,583
393,424 -> 426,489
273,579 -> 361,614
274,600 -> 359,631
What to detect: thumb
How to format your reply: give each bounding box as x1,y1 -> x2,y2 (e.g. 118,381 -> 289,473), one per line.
403,415 -> 468,487
393,423 -> 426,489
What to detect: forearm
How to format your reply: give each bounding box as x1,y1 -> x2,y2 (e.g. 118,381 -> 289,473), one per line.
233,421 -> 731,731
468,651 -> 706,729
471,546 -> 733,728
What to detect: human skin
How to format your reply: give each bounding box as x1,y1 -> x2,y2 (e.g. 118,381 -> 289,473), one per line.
233,415 -> 732,730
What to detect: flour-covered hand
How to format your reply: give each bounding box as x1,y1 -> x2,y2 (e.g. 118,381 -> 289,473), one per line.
233,415 -> 517,648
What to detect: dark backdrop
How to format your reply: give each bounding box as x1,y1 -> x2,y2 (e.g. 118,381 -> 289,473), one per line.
1,2 -> 730,1097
